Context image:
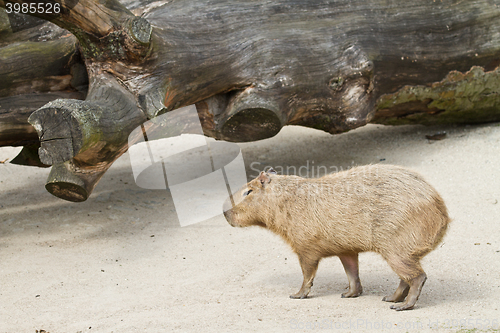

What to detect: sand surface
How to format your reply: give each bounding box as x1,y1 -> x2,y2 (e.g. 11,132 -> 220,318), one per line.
1,123 -> 499,332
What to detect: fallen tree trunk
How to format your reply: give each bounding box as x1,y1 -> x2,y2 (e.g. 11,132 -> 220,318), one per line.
1,0 -> 500,201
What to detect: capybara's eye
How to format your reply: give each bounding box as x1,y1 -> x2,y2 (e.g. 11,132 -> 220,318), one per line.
243,189 -> 253,196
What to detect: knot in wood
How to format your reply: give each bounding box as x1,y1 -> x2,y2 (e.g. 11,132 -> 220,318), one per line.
329,77 -> 345,91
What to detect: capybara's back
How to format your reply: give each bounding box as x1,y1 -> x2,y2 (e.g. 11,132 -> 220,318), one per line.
223,164 -> 451,310
318,165 -> 450,267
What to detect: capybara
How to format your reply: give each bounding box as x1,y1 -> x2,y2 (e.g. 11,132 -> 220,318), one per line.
223,164 -> 450,310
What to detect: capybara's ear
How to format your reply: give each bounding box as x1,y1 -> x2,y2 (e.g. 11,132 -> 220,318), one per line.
258,171 -> 272,186
267,167 -> 277,175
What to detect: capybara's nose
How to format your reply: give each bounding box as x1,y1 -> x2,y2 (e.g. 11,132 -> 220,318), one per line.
223,210 -> 235,226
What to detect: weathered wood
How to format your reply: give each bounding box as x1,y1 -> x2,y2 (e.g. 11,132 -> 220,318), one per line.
143,0 -> 500,137
0,0 -> 152,60
1,0 -> 153,199
44,159 -> 108,202
0,12 -> 87,148
28,71 -> 147,165
1,0 -> 500,201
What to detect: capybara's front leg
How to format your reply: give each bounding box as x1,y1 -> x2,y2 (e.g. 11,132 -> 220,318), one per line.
339,253 -> 363,298
290,255 -> 319,299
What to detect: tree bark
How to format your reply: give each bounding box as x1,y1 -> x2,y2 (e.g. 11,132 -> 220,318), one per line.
1,0 -> 500,201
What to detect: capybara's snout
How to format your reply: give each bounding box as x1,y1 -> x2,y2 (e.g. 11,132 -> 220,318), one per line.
223,196 -> 238,227
223,209 -> 236,227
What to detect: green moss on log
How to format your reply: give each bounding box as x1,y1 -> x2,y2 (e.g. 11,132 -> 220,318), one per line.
373,66 -> 500,125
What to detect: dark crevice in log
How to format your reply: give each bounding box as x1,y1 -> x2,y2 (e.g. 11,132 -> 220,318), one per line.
10,143 -> 50,167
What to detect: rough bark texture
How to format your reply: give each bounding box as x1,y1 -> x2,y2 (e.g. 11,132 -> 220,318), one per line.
1,0 -> 500,201
0,13 -> 87,147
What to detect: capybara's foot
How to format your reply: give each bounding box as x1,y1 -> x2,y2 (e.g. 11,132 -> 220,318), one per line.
290,284 -> 311,299
341,290 -> 362,298
290,290 -> 309,299
387,273 -> 427,311
341,283 -> 363,298
391,302 -> 415,311
383,295 -> 399,302
390,303 -> 414,311
383,279 -> 410,303
290,256 -> 318,299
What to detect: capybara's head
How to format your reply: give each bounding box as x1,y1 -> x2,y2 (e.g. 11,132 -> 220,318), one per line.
223,168 -> 277,228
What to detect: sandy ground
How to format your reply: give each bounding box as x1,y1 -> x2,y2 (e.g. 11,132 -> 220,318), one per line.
1,123 -> 499,333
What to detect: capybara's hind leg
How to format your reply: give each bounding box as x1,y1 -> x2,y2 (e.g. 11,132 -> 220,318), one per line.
338,253 -> 363,298
290,255 -> 319,299
391,273 -> 427,311
383,279 -> 409,303
384,255 -> 427,310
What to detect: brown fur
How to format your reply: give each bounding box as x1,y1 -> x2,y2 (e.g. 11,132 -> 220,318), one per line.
223,164 -> 450,310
